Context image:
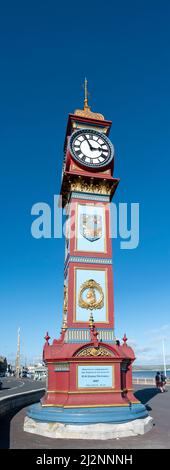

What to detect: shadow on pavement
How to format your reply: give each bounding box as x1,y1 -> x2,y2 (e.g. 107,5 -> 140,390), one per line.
0,391 -> 45,449
134,387 -> 160,405
0,408 -> 22,449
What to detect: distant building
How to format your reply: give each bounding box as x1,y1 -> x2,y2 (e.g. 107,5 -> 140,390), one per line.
27,363 -> 47,380
0,356 -> 7,375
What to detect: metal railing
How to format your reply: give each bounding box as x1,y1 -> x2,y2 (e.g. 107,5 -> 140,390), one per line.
133,378 -> 170,385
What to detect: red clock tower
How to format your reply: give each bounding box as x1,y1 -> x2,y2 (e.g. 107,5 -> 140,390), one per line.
25,80 -> 152,439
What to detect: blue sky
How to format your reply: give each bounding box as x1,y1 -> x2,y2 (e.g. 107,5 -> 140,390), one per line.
0,0 -> 169,365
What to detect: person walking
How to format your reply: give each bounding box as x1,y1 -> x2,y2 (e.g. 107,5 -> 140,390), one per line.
155,371 -> 163,392
160,371 -> 167,392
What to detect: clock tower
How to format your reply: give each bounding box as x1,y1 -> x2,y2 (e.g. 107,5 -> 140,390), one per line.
24,80 -> 152,439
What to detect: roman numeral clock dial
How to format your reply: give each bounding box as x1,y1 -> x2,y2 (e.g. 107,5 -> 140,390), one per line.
69,129 -> 114,169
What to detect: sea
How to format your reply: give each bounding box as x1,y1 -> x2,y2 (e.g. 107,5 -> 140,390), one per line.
132,369 -> 170,379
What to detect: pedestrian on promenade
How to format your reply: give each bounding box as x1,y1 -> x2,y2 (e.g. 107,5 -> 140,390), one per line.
160,371 -> 167,392
155,371 -> 163,392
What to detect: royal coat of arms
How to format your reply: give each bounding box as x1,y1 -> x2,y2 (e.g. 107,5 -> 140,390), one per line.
80,214 -> 102,242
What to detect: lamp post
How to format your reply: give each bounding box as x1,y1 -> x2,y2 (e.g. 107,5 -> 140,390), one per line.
162,338 -> 167,377
15,327 -> 20,379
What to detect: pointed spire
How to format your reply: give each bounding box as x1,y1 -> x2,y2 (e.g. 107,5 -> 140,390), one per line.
44,331 -> 50,344
74,79 -> 105,120
122,333 -> 128,344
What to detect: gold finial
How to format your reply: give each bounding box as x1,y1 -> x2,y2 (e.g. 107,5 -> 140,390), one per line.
62,320 -> 67,331
89,311 -> 94,328
83,77 -> 90,110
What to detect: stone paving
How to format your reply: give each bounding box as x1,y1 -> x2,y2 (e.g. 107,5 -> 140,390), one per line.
0,385 -> 169,449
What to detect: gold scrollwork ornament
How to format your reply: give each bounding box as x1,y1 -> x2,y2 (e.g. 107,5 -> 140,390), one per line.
76,346 -> 114,357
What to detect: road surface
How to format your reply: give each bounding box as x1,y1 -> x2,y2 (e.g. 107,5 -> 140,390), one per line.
0,377 -> 45,398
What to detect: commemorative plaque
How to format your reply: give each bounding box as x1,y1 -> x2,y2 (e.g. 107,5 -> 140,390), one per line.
78,365 -> 114,388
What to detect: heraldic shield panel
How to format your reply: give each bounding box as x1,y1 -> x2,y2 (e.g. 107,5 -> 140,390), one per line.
74,267 -> 108,323
76,204 -> 106,253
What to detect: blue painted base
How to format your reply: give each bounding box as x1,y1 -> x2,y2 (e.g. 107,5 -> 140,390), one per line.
26,402 -> 148,425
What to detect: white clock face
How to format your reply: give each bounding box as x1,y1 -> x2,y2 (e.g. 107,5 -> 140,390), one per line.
69,129 -> 114,168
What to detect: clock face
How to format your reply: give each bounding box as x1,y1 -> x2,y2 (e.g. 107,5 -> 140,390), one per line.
69,129 -> 114,169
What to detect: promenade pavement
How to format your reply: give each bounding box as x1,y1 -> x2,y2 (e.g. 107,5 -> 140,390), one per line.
0,383 -> 169,449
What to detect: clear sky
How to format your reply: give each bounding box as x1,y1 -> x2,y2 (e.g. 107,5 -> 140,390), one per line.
0,0 -> 170,366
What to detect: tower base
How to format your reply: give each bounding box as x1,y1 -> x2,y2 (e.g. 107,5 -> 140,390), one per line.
24,403 -> 153,439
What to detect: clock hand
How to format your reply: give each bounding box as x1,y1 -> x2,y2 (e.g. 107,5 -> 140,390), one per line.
90,146 -> 106,152
98,147 -> 107,152
82,135 -> 107,153
83,134 -> 94,151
